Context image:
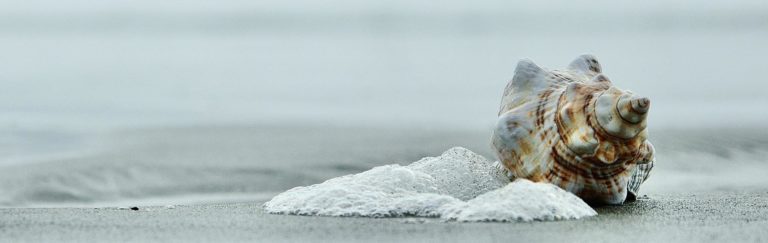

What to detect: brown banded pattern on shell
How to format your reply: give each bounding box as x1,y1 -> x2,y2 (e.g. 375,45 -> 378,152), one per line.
492,55 -> 655,205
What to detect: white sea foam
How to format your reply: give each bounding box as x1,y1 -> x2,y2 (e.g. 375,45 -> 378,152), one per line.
440,179 -> 597,222
264,147 -> 597,221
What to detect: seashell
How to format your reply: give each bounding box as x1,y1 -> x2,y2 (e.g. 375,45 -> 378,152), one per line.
491,54 -> 655,205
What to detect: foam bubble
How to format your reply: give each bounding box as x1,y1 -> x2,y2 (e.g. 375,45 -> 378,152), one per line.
440,179 -> 598,222
264,147 -> 596,221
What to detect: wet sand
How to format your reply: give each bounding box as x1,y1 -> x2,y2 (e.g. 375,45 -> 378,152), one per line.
2,125 -> 768,242
2,191 -> 768,243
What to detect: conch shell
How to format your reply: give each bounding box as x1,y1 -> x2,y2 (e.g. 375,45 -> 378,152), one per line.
491,55 -> 655,205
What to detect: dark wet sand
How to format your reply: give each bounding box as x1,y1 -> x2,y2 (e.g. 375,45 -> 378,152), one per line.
2,125 -> 768,242
2,192 -> 768,243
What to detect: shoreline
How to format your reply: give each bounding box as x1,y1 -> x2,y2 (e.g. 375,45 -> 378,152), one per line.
3,124 -> 768,208
1,124 -> 767,242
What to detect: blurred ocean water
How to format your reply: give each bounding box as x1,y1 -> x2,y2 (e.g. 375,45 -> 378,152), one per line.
2,0 -> 767,131
0,0 -> 767,207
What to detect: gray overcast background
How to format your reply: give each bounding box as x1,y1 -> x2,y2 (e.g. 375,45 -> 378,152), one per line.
1,0 -> 767,166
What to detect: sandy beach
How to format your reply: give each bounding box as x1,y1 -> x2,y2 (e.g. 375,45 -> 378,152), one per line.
2,125 -> 768,242
3,192 -> 768,242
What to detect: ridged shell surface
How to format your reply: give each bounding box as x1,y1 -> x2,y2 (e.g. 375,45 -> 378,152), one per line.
492,55 -> 655,205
